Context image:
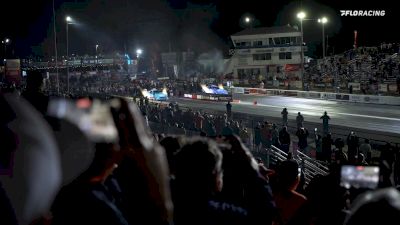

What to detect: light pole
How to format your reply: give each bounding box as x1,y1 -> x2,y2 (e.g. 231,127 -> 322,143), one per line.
66,16 -> 72,93
318,17 -> 328,60
2,38 -> 10,59
297,11 -> 306,90
52,0 -> 60,94
96,44 -> 99,64
136,48 -> 142,77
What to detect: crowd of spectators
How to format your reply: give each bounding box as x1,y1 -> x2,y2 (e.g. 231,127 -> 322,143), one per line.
307,44 -> 400,94
2,70 -> 400,225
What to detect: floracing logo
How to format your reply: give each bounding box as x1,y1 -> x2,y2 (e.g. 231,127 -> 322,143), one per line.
340,10 -> 385,16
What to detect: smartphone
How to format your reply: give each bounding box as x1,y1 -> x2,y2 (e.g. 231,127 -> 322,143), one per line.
47,98 -> 119,143
340,165 -> 380,189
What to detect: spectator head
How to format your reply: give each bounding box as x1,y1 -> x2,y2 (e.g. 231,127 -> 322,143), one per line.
160,136 -> 181,174
26,70 -> 44,91
335,150 -> 348,164
324,111 -> 328,115
298,112 -> 301,115
83,143 -> 120,182
174,137 -> 223,194
344,188 -> 400,225
282,126 -> 288,132
365,139 -> 370,144
277,160 -> 300,191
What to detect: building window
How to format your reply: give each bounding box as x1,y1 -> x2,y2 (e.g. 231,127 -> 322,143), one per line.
290,37 -> 297,45
269,38 -> 273,46
237,69 -> 245,79
235,41 -> 251,47
253,41 -> 263,46
253,53 -> 271,61
274,37 -> 281,45
252,68 -> 260,75
279,52 -> 292,60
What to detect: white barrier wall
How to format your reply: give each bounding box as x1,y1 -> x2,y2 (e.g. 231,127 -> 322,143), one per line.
233,87 -> 400,106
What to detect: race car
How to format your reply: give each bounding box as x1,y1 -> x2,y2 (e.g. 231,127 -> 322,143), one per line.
147,89 -> 168,101
201,84 -> 229,95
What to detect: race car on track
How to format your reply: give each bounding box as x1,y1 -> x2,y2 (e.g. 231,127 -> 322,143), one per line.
201,84 -> 229,95
146,89 -> 168,101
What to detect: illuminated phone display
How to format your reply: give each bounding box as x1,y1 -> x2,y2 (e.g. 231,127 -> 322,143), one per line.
340,165 -> 380,189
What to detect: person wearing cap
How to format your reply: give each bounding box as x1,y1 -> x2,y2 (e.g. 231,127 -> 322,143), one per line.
320,111 -> 331,135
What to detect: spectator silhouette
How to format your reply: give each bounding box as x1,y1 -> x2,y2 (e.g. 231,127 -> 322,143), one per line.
296,112 -> 304,130
296,127 -> 309,155
281,108 -> 288,127
320,111 -> 330,135
219,135 -> 276,225
273,160 -> 307,225
279,126 -> 291,154
226,101 -> 232,120
172,137 -> 249,225
51,143 -> 128,225
322,133 -> 333,163
344,188 -> 400,225
347,132 -> 359,164
21,70 -> 49,115
359,139 -> 372,163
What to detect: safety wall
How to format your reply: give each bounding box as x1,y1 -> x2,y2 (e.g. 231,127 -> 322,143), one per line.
233,87 -> 400,106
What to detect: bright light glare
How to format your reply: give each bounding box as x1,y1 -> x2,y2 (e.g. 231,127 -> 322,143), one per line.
318,17 -> 328,24
141,89 -> 150,98
297,12 -> 306,20
245,17 -> 251,23
66,16 -> 72,22
136,49 -> 143,55
201,84 -> 213,94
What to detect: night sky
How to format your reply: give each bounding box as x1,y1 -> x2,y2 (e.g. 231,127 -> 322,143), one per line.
0,0 -> 397,59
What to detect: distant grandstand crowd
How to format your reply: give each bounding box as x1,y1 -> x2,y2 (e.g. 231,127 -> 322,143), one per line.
308,43 -> 400,94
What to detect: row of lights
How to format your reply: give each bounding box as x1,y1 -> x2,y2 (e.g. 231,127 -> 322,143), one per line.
65,16 -> 144,57
2,38 -> 10,44
297,11 -> 329,89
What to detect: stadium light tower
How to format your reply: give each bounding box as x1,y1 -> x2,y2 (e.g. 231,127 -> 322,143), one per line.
65,16 -> 74,93
297,11 -> 306,90
136,48 -> 143,57
2,38 -> 10,59
318,17 -> 328,60
244,16 -> 253,28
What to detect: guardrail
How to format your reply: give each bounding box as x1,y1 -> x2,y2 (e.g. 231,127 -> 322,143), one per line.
232,87 -> 400,105
268,145 -> 329,185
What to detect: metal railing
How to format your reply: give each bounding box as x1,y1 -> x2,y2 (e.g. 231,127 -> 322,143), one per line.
267,145 -> 329,184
